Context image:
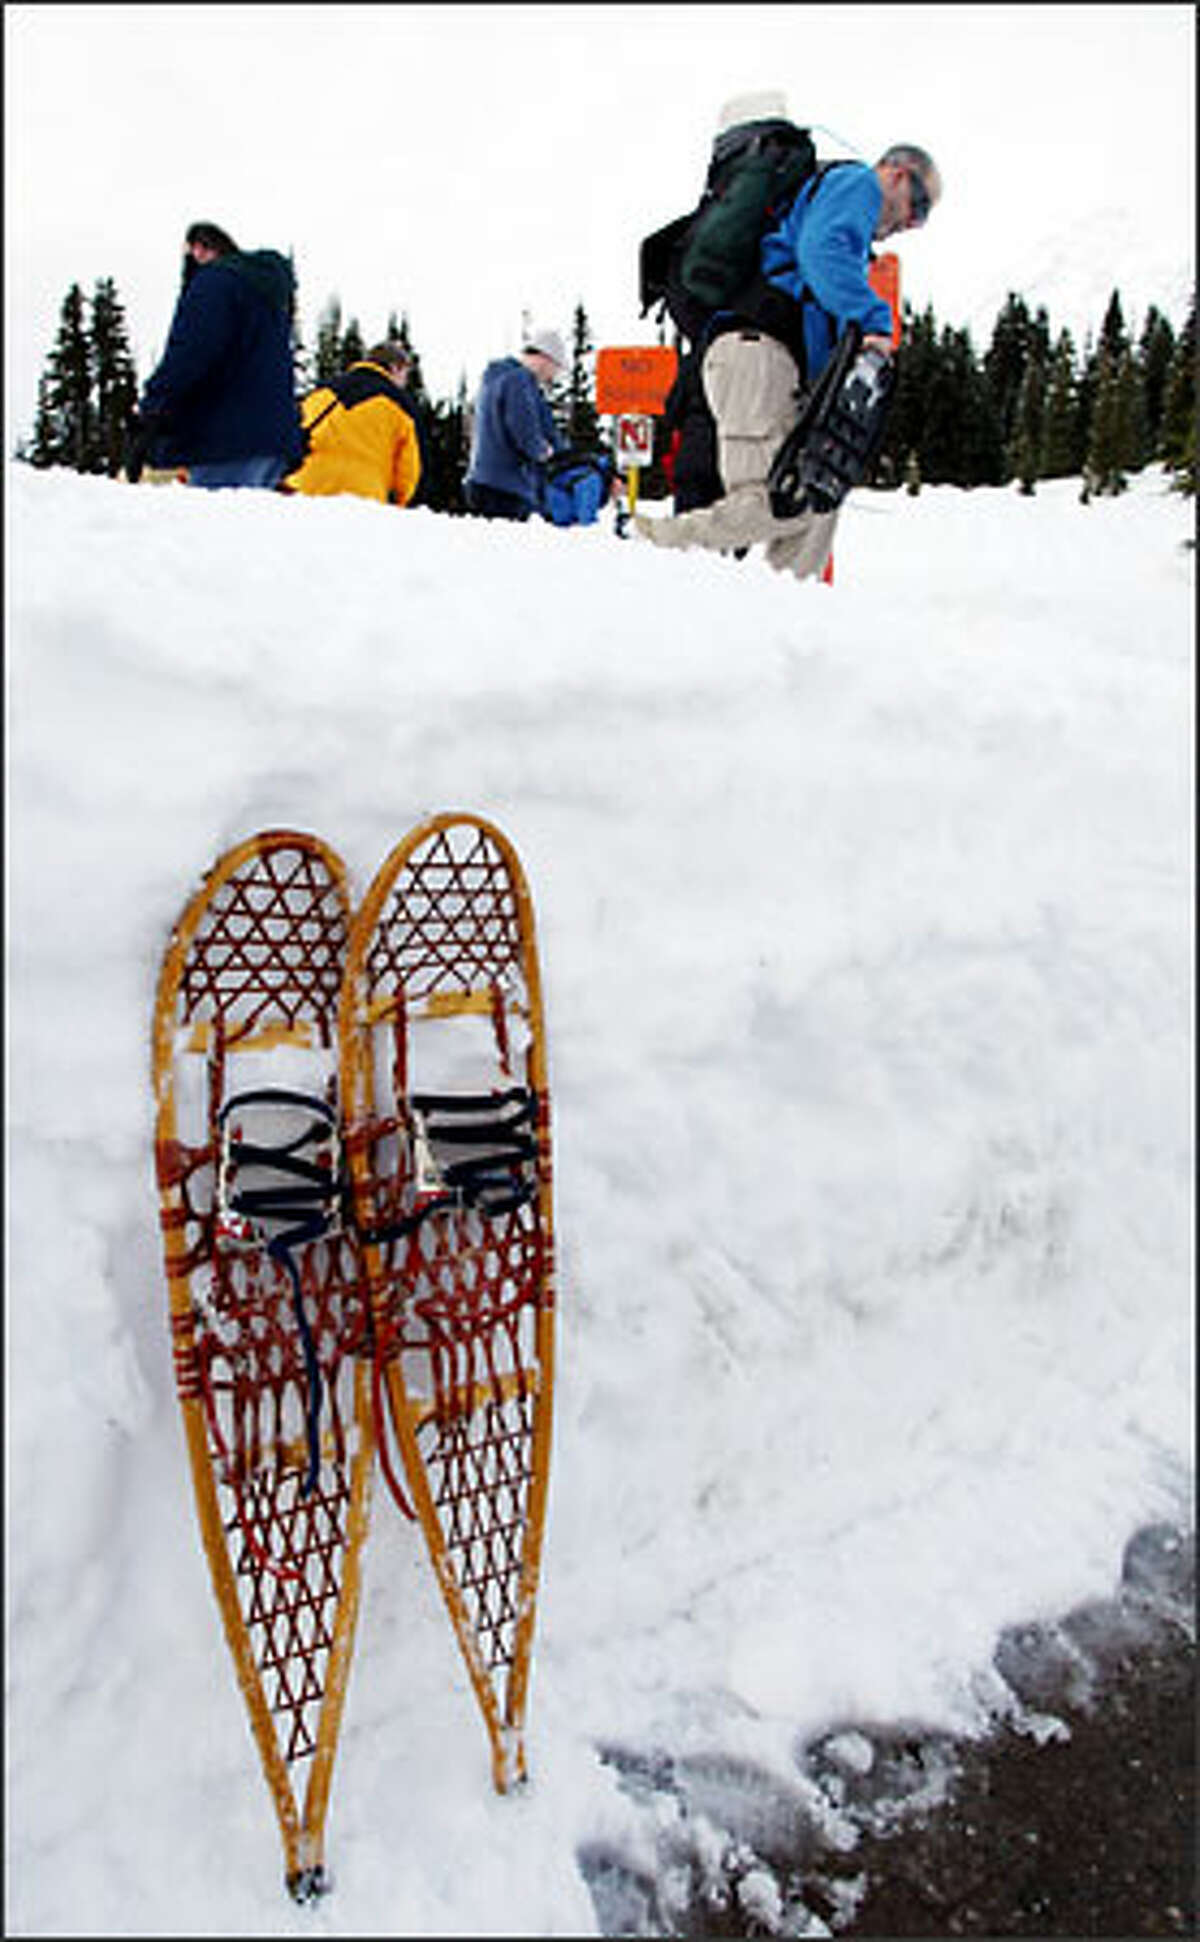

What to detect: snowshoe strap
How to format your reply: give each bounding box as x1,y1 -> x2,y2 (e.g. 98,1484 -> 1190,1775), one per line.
359,1087 -> 539,1245
217,1088 -> 341,1249
217,1088 -> 342,1497
409,1087 -> 538,1216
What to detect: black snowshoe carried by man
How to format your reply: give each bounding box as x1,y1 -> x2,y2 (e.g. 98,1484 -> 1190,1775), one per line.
768,324 -> 897,518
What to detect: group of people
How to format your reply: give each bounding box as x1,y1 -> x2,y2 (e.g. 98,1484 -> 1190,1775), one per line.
125,94 -> 941,574
124,220 -> 572,521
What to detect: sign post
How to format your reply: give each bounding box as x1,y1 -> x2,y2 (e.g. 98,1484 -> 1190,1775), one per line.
594,346 -> 678,524
614,413 -> 655,507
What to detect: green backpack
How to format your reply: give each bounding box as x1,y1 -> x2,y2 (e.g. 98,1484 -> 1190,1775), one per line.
640,118 -> 818,343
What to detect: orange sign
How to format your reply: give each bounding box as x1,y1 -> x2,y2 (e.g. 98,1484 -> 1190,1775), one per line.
867,253 -> 902,348
595,345 -> 678,416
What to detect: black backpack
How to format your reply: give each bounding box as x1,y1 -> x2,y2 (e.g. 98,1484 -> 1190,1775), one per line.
639,117 -> 818,345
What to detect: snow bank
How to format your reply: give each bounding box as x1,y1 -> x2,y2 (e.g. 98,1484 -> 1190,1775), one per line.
6,462 -> 1193,1934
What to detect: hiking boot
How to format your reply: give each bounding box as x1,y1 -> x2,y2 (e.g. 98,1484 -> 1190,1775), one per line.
633,511 -> 688,547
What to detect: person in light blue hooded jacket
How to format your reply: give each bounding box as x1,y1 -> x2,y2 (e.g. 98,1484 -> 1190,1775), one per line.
465,327 -> 567,520
637,132 -> 940,578
759,159 -> 909,386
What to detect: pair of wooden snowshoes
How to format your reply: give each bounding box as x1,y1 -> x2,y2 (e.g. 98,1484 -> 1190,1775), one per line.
151,814 -> 555,1900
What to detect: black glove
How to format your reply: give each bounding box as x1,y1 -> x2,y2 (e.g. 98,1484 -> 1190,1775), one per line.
123,411 -> 164,484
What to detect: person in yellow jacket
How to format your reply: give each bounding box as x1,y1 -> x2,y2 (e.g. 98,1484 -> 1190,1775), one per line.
284,341 -> 422,504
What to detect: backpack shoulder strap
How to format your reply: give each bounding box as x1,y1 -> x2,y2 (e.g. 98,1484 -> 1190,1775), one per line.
303,392 -> 341,437
327,365 -> 410,411
785,154 -> 853,221
814,156 -> 854,187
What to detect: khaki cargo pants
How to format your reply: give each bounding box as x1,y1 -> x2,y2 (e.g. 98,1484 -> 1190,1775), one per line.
642,329 -> 839,580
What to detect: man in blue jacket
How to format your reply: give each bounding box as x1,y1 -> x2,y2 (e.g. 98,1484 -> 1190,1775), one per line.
637,142 -> 940,577
126,221 -> 303,489
464,327 -> 566,520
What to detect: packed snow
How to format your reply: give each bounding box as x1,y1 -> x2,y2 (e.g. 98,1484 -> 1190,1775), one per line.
5,459 -> 1193,1936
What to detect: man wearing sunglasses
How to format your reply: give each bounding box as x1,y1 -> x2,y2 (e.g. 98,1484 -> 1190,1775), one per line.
637,140 -> 940,580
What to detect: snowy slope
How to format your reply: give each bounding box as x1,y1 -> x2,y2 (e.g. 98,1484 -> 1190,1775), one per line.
908,204 -> 1194,352
5,461 -> 1194,1936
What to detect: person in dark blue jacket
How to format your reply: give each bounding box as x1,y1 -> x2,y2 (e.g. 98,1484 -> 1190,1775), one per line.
126,221 -> 303,489
637,135 -> 940,578
464,327 -> 566,520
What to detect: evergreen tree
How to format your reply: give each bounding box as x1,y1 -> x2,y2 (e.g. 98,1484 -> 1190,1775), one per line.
421,373 -> 471,513
386,309 -> 428,402
341,316 -> 364,367
1010,347 -> 1046,494
1115,341 -> 1147,473
984,292 -> 1033,465
880,303 -> 937,481
314,297 -> 344,382
1137,306 -> 1176,461
29,283 -> 93,471
959,335 -> 1007,486
879,302 -> 1003,488
1085,341 -> 1136,494
450,371 -> 471,506
921,324 -> 971,483
1083,295 -> 1141,489
1158,296 -> 1196,494
29,372 -> 60,469
1040,331 -> 1080,479
89,277 -> 139,476
1029,305 -> 1052,371
1099,288 -> 1129,361
1075,331 -> 1101,478
566,301 -> 600,450
924,324 -> 1002,486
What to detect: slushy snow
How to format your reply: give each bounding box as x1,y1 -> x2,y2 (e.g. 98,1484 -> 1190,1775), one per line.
5,460 -> 1193,1935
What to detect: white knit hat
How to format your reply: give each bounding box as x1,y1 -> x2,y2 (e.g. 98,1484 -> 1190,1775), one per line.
524,326 -> 567,370
716,90 -> 788,135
